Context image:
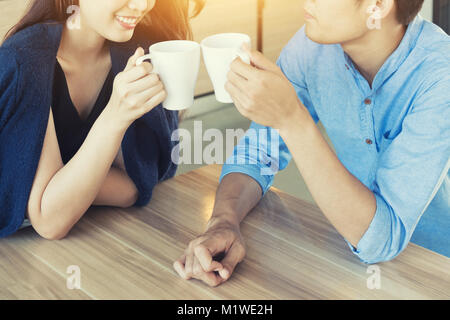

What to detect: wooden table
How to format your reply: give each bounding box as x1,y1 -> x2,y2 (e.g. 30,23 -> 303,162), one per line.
0,165 -> 449,299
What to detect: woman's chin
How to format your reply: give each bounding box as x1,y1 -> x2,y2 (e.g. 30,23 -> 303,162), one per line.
106,31 -> 134,43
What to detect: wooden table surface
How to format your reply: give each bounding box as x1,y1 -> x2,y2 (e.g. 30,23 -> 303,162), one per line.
0,165 -> 449,299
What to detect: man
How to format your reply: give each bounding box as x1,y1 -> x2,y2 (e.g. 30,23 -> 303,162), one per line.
173,0 -> 450,287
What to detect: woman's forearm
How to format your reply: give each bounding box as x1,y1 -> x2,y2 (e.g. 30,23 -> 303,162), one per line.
39,107 -> 127,236
92,145 -> 138,207
92,166 -> 138,207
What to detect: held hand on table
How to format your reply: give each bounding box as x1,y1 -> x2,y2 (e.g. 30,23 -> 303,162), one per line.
173,218 -> 246,287
104,47 -> 166,132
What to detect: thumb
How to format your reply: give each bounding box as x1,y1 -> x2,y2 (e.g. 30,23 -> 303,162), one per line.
218,242 -> 245,280
193,241 -> 225,272
242,43 -> 279,74
124,47 -> 144,71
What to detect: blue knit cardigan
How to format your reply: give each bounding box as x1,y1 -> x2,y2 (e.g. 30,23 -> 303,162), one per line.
0,22 -> 178,237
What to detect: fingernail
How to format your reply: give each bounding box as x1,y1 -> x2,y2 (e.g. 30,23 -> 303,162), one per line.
220,269 -> 229,279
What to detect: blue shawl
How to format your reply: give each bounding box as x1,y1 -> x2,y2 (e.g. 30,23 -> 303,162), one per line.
0,22 -> 178,237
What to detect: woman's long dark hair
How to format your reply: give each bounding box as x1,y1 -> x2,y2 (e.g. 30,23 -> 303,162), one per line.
4,0 -> 205,43
4,0 -> 205,121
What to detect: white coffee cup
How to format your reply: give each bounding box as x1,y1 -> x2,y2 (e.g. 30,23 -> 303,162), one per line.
136,40 -> 201,111
201,33 -> 251,103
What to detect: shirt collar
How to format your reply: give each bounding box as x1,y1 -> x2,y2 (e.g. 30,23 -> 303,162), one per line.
340,15 -> 425,92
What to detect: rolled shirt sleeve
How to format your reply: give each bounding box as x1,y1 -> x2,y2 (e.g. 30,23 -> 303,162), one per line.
347,77 -> 450,263
222,23 -> 449,263
220,122 -> 292,195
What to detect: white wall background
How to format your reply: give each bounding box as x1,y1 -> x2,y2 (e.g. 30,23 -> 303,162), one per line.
420,0 -> 434,22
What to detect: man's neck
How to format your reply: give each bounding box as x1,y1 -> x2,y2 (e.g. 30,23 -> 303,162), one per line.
341,21 -> 407,87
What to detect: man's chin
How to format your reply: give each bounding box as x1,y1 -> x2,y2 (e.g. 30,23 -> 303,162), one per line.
304,27 -> 339,45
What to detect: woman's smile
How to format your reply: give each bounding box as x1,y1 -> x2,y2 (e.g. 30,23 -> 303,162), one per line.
115,15 -> 140,29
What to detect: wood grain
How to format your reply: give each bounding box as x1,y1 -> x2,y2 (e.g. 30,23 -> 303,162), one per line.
0,242 -> 90,299
0,165 -> 448,299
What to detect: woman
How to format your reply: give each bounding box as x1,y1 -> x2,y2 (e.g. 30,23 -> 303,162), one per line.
0,0 -> 204,239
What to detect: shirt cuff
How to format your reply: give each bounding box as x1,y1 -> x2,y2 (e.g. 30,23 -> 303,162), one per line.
220,164 -> 274,196
345,193 -> 393,264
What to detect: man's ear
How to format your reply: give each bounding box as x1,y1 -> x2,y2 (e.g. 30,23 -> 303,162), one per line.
377,0 -> 395,19
365,0 -> 395,30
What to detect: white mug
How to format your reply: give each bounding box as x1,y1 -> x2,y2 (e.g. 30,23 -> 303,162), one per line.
136,40 -> 201,111
201,33 -> 251,104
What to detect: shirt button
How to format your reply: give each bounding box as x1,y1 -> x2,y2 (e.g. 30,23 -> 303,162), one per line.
365,139 -> 373,145
364,98 -> 372,105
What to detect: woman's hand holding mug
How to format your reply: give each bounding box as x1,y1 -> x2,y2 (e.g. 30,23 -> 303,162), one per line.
103,47 -> 167,132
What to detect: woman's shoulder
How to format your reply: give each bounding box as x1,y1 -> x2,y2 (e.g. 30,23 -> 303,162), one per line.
1,22 -> 62,63
0,47 -> 19,85
2,23 -> 50,50
1,22 -> 62,80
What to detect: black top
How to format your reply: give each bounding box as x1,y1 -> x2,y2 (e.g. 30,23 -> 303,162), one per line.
0,22 -> 177,237
52,60 -> 113,164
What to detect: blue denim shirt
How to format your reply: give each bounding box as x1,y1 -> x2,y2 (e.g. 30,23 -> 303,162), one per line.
220,16 -> 450,263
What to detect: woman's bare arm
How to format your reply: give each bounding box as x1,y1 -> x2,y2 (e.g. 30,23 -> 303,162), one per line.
27,107 -> 128,240
92,165 -> 138,208
27,50 -> 166,240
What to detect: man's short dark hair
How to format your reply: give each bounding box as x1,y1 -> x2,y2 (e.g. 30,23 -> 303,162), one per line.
358,0 -> 425,25
396,0 -> 425,25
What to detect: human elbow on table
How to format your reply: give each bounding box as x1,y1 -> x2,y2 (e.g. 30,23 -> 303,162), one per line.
173,163 -> 411,287
26,51 -> 164,241
34,166 -> 138,241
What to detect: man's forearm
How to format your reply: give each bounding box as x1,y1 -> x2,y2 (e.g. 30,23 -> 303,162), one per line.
279,105 -> 377,247
209,173 -> 263,227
